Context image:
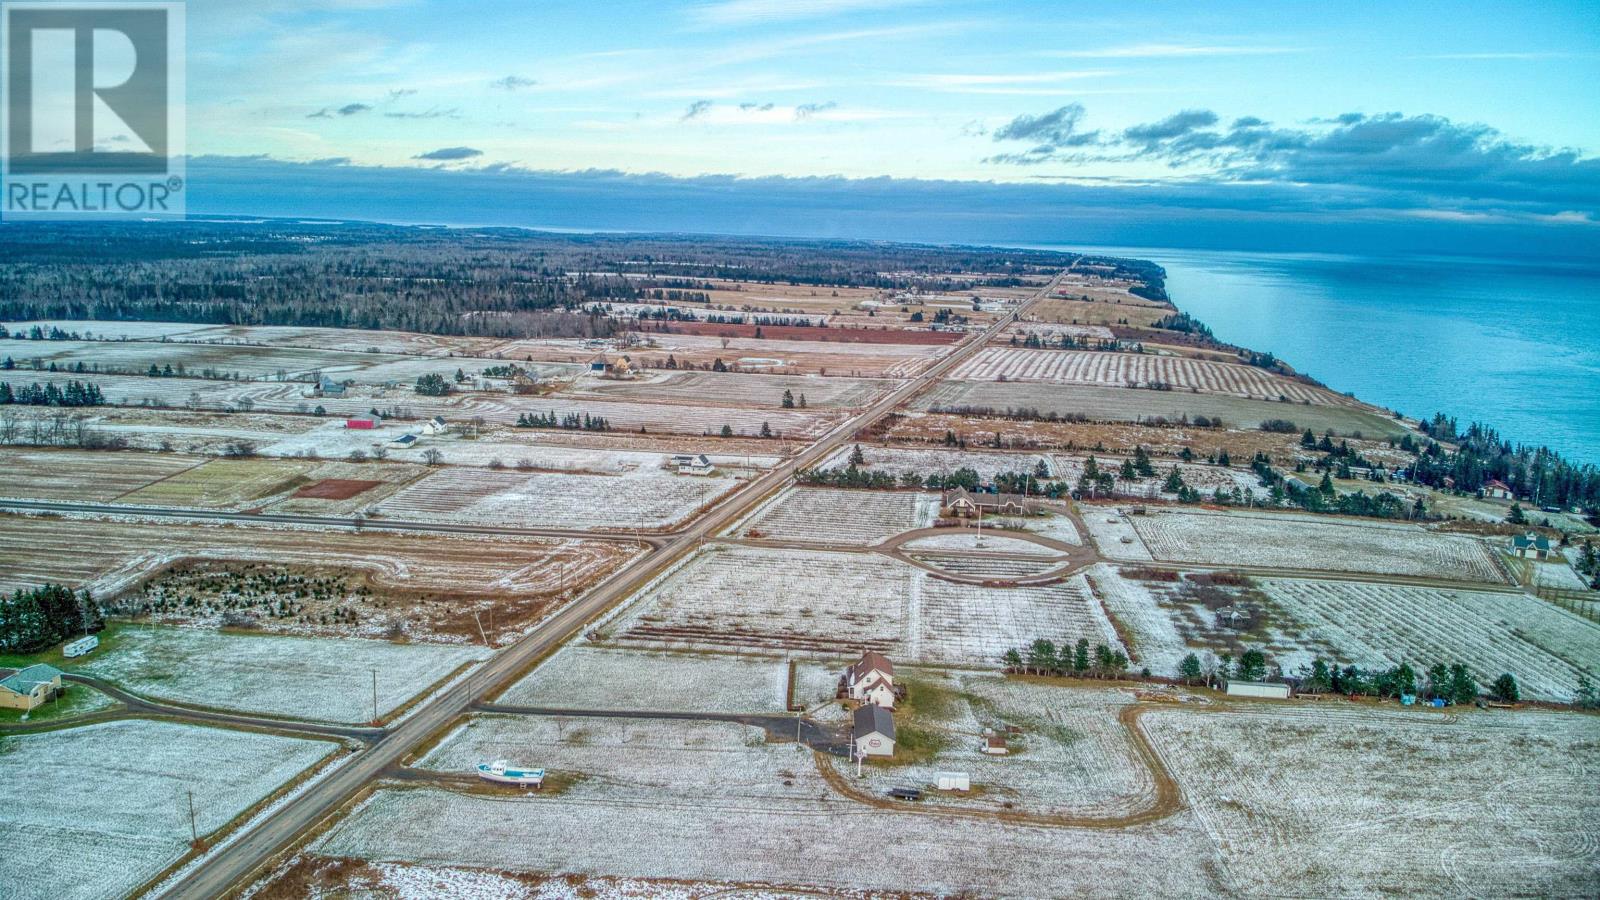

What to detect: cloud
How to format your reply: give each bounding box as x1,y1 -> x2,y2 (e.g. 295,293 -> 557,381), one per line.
413,146 -> 483,161
307,156 -> 352,166
306,102 -> 372,119
985,104 -> 1101,164
1045,43 -> 1304,59
386,88 -> 417,101
384,107 -> 461,119
985,105 -> 1600,213
739,102 -> 776,112
690,0 -> 925,28
681,100 -> 713,121
793,101 -> 837,120
492,75 -> 538,91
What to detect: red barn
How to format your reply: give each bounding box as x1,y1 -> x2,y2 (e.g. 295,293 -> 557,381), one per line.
345,416 -> 380,429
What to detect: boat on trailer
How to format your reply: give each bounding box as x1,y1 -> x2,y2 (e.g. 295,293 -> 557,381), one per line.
476,760 -> 545,787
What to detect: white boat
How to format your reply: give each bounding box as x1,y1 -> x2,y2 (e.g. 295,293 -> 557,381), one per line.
476,760 -> 545,787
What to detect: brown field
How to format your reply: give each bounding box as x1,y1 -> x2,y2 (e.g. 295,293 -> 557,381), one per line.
616,332 -> 947,377
570,370 -> 897,409
293,478 -> 384,500
0,448 -> 203,502
654,321 -> 962,345
1030,298 -> 1173,328
0,512 -> 637,640
117,457 -> 319,508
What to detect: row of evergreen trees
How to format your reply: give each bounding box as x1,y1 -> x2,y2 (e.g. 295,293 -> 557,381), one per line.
1415,415 -> 1599,509
515,411 -> 611,431
0,379 -> 105,407
0,584 -> 104,653
1002,638 -> 1132,678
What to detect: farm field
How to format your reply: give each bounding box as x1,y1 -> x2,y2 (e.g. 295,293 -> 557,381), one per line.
378,465 -> 741,531
0,719 -> 336,900
950,348 -> 1351,406
1117,508 -> 1509,584
9,370 -> 842,438
730,487 -> 940,546
572,369 -> 896,409
497,645 -> 838,713
1143,706 -> 1600,897
500,331 -> 949,378
0,448 -> 203,502
901,532 -> 1063,555
844,678 -> 1158,820
0,513 -> 634,628
819,444 -> 1052,480
117,456 -> 321,508
914,380 -> 1407,438
316,715 -> 1223,897
77,626 -> 489,722
1085,564 -> 1193,676
1257,579 -> 1600,701
602,545 -> 1122,665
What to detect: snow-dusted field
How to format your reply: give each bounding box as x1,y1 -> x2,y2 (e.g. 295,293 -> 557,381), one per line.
730,487 -> 939,545
1144,706 -> 1600,897
318,715 -> 1223,897
846,677 -> 1157,819
379,466 -> 741,530
1258,579 -> 1600,701
78,627 -> 488,723
950,347 -> 1349,406
574,369 -> 894,409
906,553 -> 1068,580
0,720 -> 334,900
1085,564 -> 1193,676
604,545 -> 1121,666
818,444 -> 1052,480
1125,509 -> 1508,583
901,532 -> 1062,555
498,645 -> 837,713
1082,509 -> 1155,561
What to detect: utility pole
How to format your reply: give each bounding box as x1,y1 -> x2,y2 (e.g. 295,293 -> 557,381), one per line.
371,669 -> 378,723
187,789 -> 198,844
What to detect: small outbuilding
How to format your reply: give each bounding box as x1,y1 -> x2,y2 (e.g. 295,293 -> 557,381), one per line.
63,635 -> 99,658
853,704 -> 896,758
1225,680 -> 1291,700
981,735 -> 1010,756
1511,532 -> 1552,560
0,664 -> 64,711
390,433 -> 419,447
935,772 -> 971,792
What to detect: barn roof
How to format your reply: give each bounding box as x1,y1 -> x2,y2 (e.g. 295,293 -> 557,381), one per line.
0,664 -> 63,695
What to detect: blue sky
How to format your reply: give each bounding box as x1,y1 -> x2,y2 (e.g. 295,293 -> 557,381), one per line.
178,0 -> 1599,252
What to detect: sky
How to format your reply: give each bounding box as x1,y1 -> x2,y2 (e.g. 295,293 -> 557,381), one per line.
169,1 -> 1600,253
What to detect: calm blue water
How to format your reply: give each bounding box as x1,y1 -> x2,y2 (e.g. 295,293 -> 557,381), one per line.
1028,245 -> 1600,463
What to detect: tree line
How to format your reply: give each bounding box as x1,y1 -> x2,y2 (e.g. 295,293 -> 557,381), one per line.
0,584 -> 104,654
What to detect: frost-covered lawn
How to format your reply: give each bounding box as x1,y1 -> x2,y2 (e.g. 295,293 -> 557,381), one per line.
380,466 -> 740,530
320,715 -> 1222,897
498,645 -> 838,713
604,545 -> 1122,666
1144,705 -> 1600,898
0,720 -> 334,900
729,487 -> 938,545
846,677 -> 1157,819
1128,509 -> 1508,583
1082,508 -> 1154,561
1258,579 -> 1600,701
900,532 -> 1062,555
78,626 -> 488,723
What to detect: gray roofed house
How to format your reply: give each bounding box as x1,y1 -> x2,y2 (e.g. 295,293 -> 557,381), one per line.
1511,532 -> 1552,560
853,703 -> 896,757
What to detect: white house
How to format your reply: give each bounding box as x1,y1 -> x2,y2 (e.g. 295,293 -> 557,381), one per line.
421,416 -> 449,436
673,454 -> 716,476
1484,479 -> 1515,500
846,651 -> 895,706
853,704 -> 896,758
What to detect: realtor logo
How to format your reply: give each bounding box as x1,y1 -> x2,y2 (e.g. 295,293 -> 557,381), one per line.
1,1 -> 185,217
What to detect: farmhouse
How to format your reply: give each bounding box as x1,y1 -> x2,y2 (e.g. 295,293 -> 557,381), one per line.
672,454 -> 716,476
313,376 -> 346,398
1225,680 -> 1292,700
1511,532 -> 1552,560
0,664 -> 64,711
942,487 -> 1043,518
845,651 -> 897,708
1485,479 -> 1515,500
346,415 -> 381,430
422,416 -> 449,436
853,704 -> 896,758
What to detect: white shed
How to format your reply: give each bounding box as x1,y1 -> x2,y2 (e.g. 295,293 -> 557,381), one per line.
63,635 -> 99,658
936,772 -> 971,792
1226,680 -> 1291,700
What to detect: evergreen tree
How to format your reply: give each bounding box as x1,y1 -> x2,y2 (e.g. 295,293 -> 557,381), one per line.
781,389 -> 795,409
720,424 -> 733,437
1179,653 -> 1202,685
1491,672 -> 1519,703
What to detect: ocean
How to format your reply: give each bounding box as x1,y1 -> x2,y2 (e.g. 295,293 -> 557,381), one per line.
1030,245 -> 1600,465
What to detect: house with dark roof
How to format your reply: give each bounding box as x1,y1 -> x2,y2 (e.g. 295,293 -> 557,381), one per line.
1511,532 -> 1552,560
853,704 -> 896,758
941,487 -> 1043,518
0,664 -> 64,711
846,651 -> 896,708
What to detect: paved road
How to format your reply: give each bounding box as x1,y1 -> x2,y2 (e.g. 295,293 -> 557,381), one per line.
474,702 -> 851,756
157,271 -> 1064,900
0,498 -> 666,547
